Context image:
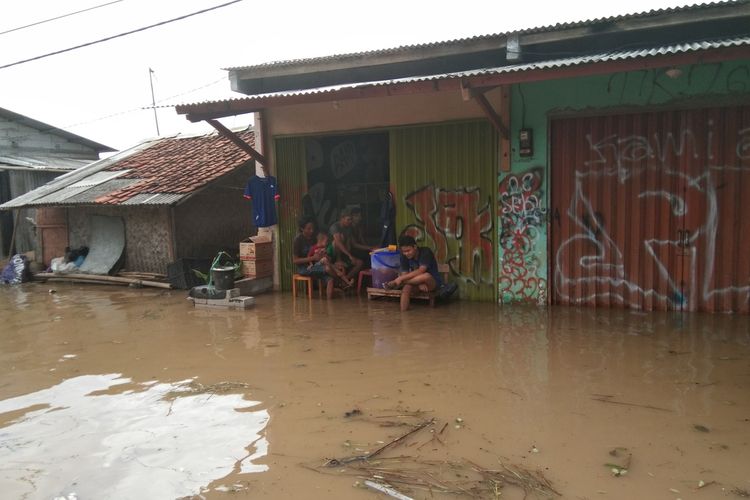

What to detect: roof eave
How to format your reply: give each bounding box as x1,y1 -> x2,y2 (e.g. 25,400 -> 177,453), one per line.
178,43 -> 750,122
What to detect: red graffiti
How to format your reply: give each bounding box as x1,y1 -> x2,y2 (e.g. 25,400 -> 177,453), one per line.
404,185 -> 493,284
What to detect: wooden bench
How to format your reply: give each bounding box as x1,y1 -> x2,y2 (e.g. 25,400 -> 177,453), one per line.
366,264 -> 450,307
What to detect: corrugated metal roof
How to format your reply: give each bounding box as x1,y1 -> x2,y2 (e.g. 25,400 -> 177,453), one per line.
68,170 -> 129,188
0,140 -> 157,209
0,107 -> 115,153
0,154 -> 93,172
64,179 -> 140,204
0,129 -> 255,209
180,36 -> 750,109
224,1 -> 739,72
120,193 -> 186,205
31,185 -> 92,205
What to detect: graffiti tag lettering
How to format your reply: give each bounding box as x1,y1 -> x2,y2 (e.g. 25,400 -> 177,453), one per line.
498,167 -> 548,304
403,185 -> 493,284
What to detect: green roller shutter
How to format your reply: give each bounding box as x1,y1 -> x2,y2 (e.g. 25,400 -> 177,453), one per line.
274,136 -> 306,291
390,121 -> 497,301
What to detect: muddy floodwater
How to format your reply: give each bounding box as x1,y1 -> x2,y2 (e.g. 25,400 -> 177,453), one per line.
1,283 -> 749,500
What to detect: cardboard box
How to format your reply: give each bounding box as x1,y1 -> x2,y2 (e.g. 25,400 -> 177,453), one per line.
241,259 -> 273,278
240,236 -> 273,261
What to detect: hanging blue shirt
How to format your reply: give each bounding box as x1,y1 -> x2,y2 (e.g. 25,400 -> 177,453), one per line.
243,175 -> 279,227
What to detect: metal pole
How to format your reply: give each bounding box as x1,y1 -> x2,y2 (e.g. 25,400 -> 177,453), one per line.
149,67 -> 160,136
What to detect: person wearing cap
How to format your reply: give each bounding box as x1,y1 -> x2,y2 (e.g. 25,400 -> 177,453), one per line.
329,208 -> 363,282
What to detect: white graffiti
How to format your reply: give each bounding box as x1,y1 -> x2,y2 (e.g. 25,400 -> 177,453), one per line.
738,127 -> 750,159
500,171 -> 547,229
555,127 -> 750,311
638,190 -> 686,216
330,140 -> 356,179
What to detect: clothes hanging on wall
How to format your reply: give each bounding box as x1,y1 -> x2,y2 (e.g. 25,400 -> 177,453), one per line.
243,175 -> 280,227
379,190 -> 396,247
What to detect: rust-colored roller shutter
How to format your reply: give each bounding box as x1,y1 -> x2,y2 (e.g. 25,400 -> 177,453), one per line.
551,105 -> 750,313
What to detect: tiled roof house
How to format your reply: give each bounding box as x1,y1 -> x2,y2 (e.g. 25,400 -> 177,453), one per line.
2,128 -> 259,274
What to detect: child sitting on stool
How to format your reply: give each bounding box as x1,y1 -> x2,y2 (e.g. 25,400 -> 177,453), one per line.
308,232 -> 353,288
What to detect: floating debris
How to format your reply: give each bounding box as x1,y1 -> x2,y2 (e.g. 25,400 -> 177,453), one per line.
364,480 -> 414,500
605,447 -> 631,477
313,413 -> 560,498
693,424 -> 710,433
163,380 -> 250,400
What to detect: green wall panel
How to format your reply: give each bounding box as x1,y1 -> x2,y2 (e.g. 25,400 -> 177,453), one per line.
274,136 -> 306,291
390,121 -> 497,302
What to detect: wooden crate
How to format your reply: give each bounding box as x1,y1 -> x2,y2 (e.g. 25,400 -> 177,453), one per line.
239,236 -> 273,261
241,258 -> 273,278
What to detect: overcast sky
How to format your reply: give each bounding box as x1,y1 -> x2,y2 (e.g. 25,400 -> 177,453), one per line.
1,0 -> 698,151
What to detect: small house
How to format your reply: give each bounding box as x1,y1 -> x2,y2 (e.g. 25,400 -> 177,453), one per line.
1,128 -> 257,275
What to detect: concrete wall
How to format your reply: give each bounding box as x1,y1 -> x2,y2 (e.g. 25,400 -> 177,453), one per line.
499,58 -> 750,305
265,86 -> 504,165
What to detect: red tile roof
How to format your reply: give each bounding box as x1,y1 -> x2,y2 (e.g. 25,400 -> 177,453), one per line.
94,129 -> 255,204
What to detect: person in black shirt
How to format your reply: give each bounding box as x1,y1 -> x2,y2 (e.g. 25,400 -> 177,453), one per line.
384,235 -> 442,311
292,217 -> 335,299
329,208 -> 363,281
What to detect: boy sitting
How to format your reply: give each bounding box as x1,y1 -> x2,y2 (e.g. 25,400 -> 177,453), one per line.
384,235 -> 442,311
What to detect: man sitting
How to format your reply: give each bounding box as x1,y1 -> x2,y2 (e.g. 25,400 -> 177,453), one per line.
329,208 -> 363,283
384,235 -> 442,311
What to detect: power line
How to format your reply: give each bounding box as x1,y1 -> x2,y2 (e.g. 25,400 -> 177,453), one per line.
149,77 -> 227,106
0,0 -> 244,71
6,76 -> 230,143
0,0 -> 124,37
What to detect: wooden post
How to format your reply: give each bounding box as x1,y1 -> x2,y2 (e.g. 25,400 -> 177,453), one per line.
473,91 -> 509,140
500,85 -> 511,172
8,209 -> 20,256
206,119 -> 269,174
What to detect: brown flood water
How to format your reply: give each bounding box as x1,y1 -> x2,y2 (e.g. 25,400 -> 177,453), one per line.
1,283 -> 749,500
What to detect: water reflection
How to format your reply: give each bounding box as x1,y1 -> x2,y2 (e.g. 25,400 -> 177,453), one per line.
0,374 -> 268,499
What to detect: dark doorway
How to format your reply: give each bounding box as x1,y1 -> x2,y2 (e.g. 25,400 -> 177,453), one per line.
303,132 -> 389,244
